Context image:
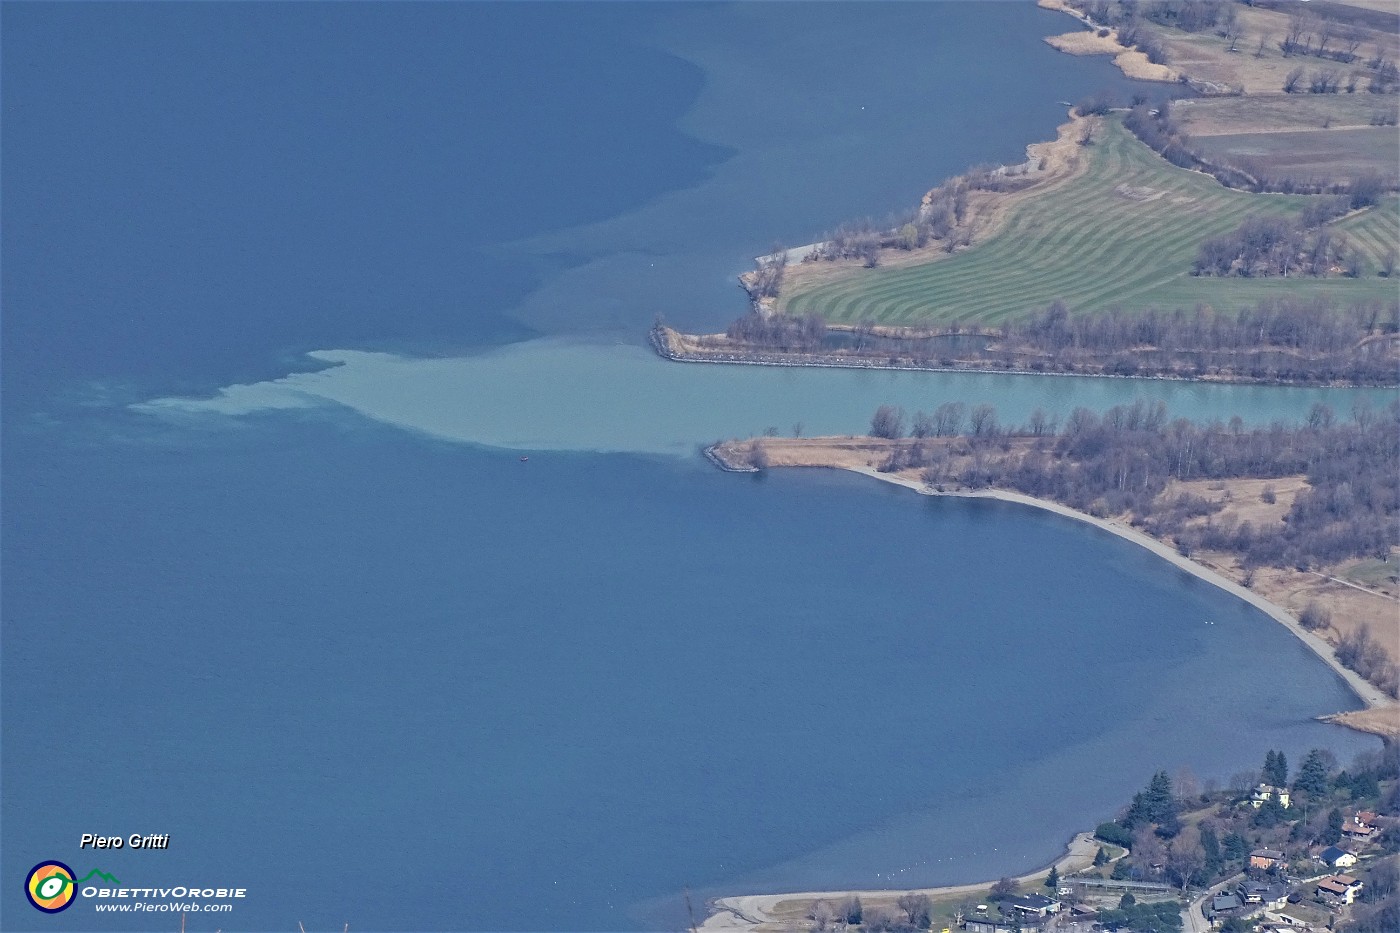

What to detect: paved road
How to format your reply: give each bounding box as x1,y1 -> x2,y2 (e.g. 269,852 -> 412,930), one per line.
1184,872 -> 1243,933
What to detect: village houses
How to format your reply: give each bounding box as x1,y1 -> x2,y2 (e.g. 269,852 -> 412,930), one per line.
1314,874 -> 1364,906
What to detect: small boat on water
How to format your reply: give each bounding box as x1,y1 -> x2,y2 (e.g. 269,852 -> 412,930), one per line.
520,456 -> 529,462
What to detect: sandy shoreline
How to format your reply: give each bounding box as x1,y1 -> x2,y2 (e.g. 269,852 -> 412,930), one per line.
703,833 -> 1102,931
842,465 -> 1394,712
699,461 -> 1396,931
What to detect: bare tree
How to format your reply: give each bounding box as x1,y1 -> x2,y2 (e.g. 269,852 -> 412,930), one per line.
1166,826 -> 1205,892
1174,765 -> 1200,803
1281,12 -> 1309,56
897,893 -> 932,929
969,403 -> 999,437
1309,69 -> 1340,93
1282,11 -> 1310,56
1028,408 -> 1051,437
911,410 -> 935,439
933,402 -> 967,437
1283,66 -> 1305,93
1339,26 -> 1365,63
750,250 -> 787,299
1315,20 -> 1335,59
1228,770 -> 1257,796
1131,826 -> 1168,880
863,907 -> 902,933
871,405 -> 906,439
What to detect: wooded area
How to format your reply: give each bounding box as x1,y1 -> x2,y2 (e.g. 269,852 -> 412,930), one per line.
858,399 -> 1400,695
702,298 -> 1400,385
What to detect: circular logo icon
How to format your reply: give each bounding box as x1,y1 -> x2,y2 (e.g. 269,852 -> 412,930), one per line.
25,861 -> 77,913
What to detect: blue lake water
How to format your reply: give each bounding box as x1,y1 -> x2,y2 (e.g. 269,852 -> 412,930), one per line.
2,3 -> 1386,932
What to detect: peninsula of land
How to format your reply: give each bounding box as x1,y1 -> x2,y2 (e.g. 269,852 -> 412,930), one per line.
657,0 -> 1399,386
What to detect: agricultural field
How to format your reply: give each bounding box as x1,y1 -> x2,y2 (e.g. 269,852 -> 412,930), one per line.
780,119 -> 1398,328
1174,93 -> 1399,137
1335,193 -> 1400,259
1192,127 -> 1400,186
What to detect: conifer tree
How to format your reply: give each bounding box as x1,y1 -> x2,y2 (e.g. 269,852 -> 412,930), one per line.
1324,808 -> 1344,846
1200,824 -> 1222,875
1294,748 -> 1331,797
1261,749 -> 1289,787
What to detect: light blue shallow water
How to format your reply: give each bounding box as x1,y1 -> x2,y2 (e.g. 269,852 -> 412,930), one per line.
139,339 -> 1387,456
3,3 -> 1389,932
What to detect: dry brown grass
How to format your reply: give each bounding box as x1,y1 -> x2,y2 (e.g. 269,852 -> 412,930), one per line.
1046,30 -> 1125,56
1178,93 -> 1400,136
1333,0 -> 1400,13
1167,475 -> 1305,527
1149,5 -> 1398,95
1042,0 -> 1399,103
1045,29 -> 1182,81
1325,705 -> 1400,736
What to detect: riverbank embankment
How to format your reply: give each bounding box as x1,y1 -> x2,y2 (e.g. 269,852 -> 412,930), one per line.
652,325 -> 1400,390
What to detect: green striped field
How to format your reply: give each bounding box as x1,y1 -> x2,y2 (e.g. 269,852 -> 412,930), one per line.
1335,195 -> 1400,270
782,119 -> 1399,327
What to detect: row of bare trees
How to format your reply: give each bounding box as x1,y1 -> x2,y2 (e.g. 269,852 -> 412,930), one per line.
864,399 -> 1399,630
1284,61 -> 1399,95
1281,9 -> 1371,63
712,298 -> 1400,386
1193,214 -> 1370,279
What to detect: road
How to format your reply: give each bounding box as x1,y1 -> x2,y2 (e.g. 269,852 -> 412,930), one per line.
1184,872 -> 1243,933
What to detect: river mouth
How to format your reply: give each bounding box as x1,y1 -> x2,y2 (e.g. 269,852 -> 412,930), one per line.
134,337 -> 1386,457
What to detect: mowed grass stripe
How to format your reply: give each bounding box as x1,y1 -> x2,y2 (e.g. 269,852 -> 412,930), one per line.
899,133 -> 1225,290
1335,199 -> 1399,266
784,117 -> 1386,326
840,187 -> 1201,311
799,190 -> 1216,318
1131,274 -> 1399,312
833,199 -> 1239,322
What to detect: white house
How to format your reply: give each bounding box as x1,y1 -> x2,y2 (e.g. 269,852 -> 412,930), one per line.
1316,875 -> 1364,906
1318,845 -> 1357,869
1251,783 -> 1291,809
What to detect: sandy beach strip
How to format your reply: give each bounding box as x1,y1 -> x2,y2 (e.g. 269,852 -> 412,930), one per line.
844,465 -> 1394,712
703,833 -> 1102,931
